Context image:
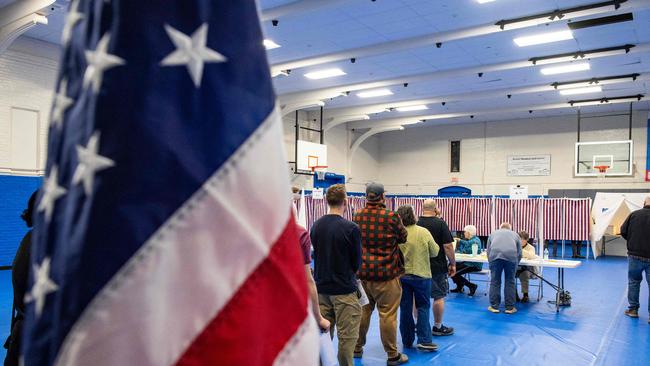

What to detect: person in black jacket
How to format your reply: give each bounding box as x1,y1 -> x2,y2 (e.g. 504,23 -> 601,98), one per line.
4,190 -> 37,366
621,197 -> 650,321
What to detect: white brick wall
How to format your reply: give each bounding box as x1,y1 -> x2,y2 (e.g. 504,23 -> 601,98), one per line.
0,37 -> 60,176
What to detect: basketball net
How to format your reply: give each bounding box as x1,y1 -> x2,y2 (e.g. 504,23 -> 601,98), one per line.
312,166 -> 328,180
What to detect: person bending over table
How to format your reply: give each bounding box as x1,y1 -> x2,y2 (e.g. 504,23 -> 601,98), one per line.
450,225 -> 482,296
487,223 -> 522,314
515,231 -> 539,303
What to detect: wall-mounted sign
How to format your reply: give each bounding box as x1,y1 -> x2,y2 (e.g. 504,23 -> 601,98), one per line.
507,155 -> 551,176
509,185 -> 529,200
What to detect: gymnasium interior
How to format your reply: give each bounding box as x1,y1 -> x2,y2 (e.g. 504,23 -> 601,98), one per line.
1,0 -> 650,365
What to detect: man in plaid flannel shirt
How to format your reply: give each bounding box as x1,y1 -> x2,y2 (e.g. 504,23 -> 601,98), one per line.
353,183 -> 409,366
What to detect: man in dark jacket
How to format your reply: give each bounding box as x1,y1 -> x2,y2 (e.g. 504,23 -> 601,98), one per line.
621,196 -> 650,321
4,191 -> 37,366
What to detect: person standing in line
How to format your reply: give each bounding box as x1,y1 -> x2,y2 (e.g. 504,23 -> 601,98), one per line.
353,183 -> 409,366
621,196 -> 650,321
311,184 -> 362,366
515,231 -> 539,304
486,223 -> 522,314
450,225 -> 481,296
417,199 -> 456,337
4,191 -> 37,366
396,205 -> 439,352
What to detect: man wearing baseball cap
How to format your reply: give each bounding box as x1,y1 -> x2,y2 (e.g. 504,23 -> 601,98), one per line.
353,182 -> 409,365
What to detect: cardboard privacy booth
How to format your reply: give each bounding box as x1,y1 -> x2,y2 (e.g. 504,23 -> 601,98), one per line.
591,192 -> 648,258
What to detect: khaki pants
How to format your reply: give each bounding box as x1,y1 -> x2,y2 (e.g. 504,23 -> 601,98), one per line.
518,267 -> 538,294
319,292 -> 362,366
355,278 -> 402,359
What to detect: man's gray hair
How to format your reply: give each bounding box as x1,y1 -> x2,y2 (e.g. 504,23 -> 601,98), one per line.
423,199 -> 437,212
500,222 -> 512,230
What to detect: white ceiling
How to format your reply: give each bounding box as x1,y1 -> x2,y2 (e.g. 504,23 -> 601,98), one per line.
4,0 -> 650,127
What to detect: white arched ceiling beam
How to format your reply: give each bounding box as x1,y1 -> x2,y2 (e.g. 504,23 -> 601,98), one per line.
324,115 -> 370,132
260,0 -> 351,22
270,0 -> 649,74
348,96 -> 649,130
279,42 -> 650,105
324,73 -> 650,120
348,125 -> 404,178
280,100 -> 324,117
0,0 -> 53,54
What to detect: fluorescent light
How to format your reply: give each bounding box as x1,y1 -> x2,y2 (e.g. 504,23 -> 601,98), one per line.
357,89 -> 394,98
395,105 -> 428,112
304,68 -> 346,80
559,86 -> 602,95
514,30 -> 573,47
477,0 -> 496,3
263,39 -> 281,50
540,63 -> 590,75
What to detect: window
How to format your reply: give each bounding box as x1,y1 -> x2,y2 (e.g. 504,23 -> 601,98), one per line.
450,140 -> 461,173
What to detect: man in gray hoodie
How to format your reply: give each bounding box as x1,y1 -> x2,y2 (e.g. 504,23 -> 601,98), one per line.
486,223 -> 522,314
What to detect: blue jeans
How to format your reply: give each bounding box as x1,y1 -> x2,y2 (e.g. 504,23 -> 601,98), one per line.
399,275 -> 432,346
489,259 -> 517,309
628,256 -> 650,312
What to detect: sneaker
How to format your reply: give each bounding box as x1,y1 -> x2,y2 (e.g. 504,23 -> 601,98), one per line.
521,294 -> 529,303
387,353 -> 409,365
353,349 -> 363,358
468,283 -> 478,297
431,324 -> 454,336
416,342 -> 438,352
450,287 -> 463,293
487,306 -> 500,313
505,307 -> 518,314
624,309 -> 639,318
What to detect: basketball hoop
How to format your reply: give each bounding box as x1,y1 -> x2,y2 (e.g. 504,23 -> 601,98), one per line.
594,165 -> 609,177
311,166 -> 328,180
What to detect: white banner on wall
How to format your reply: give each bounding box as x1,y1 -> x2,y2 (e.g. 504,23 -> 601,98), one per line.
507,155 -> 551,176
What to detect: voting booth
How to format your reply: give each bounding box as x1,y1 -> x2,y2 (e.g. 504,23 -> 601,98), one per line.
591,192 -> 647,258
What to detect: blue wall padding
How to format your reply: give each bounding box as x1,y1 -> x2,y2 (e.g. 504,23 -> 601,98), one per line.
0,175 -> 41,267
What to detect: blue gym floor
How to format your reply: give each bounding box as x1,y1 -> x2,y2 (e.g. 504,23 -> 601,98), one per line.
0,257 -> 646,365
349,256 -> 649,366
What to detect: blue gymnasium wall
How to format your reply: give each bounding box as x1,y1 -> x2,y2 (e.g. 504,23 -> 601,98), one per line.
0,175 -> 41,267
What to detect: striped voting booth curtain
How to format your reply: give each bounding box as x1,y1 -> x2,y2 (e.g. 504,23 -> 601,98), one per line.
564,199 -> 591,241
392,197 -> 425,217
305,196 -> 328,233
543,198 -> 565,241
494,198 -> 540,237
468,198 -> 493,236
345,196 -> 367,221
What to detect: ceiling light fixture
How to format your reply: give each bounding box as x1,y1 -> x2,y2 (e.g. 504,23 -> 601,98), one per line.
540,62 -> 590,75
357,89 -> 394,98
568,94 -> 643,106
304,68 -> 347,80
551,73 -> 639,89
559,86 -> 603,95
477,0 -> 496,3
514,30 -> 574,47
495,0 -> 628,30
395,105 -> 429,112
271,70 -> 289,77
263,39 -> 281,50
529,44 -> 634,65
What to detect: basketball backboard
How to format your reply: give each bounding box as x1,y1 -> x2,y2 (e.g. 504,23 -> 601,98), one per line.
575,140 -> 633,177
296,140 -> 327,172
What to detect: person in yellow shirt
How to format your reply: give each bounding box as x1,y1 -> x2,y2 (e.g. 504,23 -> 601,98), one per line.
396,205 -> 440,352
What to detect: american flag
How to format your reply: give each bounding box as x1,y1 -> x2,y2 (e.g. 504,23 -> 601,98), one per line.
24,1 -> 318,365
